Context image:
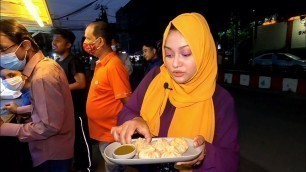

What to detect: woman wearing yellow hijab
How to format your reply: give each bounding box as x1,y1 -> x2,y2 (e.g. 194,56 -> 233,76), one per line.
112,13 -> 239,172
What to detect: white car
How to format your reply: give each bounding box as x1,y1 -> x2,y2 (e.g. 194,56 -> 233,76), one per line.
251,53 -> 306,74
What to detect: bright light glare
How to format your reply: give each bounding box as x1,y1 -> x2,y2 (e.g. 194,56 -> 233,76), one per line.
23,0 -> 44,27
217,44 -> 221,50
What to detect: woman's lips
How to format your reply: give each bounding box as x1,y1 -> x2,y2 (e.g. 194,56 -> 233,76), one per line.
172,71 -> 184,77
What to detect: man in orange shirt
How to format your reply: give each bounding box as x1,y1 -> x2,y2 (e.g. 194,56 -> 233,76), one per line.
83,21 -> 131,172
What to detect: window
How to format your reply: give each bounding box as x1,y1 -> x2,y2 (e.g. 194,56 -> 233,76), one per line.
277,54 -> 291,61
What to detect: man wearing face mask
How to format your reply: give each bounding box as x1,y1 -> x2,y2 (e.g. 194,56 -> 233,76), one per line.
83,21 -> 132,172
0,19 -> 75,172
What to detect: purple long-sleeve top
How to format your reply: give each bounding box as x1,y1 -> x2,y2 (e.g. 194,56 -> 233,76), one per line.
118,67 -> 239,172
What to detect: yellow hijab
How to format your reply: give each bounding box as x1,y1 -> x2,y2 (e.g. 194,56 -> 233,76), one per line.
140,13 -> 217,143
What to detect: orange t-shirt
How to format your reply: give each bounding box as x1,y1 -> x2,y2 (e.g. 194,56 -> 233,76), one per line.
86,52 -> 132,142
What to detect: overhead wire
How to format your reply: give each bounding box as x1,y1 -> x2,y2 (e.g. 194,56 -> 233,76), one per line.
52,0 -> 98,20
53,0 -> 120,24
55,4 -> 97,21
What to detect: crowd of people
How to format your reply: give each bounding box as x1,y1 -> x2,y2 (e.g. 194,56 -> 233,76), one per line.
0,12 -> 239,172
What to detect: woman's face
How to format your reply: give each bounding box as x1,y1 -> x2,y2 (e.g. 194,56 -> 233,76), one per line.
164,30 -> 197,84
142,45 -> 156,61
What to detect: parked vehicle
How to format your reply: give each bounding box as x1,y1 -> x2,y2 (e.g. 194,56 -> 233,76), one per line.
250,53 -> 306,74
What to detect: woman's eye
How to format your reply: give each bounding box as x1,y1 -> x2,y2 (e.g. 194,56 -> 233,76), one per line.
181,49 -> 191,57
165,54 -> 173,58
182,53 -> 191,57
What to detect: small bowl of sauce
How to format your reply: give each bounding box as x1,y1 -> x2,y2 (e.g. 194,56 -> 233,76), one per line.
113,144 -> 136,159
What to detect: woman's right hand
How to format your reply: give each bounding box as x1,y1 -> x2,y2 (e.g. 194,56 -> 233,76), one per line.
111,117 -> 152,144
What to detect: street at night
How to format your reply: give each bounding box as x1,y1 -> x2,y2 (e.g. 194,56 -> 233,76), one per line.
224,85 -> 305,172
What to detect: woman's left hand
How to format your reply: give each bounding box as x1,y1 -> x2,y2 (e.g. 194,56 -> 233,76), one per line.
2,102 -> 19,114
175,135 -> 206,168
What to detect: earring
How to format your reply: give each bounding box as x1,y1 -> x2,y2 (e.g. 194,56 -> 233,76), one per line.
23,50 -> 28,61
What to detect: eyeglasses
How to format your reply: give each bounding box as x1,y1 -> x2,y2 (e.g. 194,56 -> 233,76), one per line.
0,44 -> 16,52
84,37 -> 100,44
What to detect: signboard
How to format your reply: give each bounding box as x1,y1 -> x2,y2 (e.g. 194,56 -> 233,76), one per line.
224,73 -> 233,84
240,74 -> 250,86
282,78 -> 298,92
291,19 -> 306,49
259,76 -> 271,88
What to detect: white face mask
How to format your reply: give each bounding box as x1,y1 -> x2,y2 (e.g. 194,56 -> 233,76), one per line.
2,75 -> 25,91
111,45 -> 117,52
0,42 -> 27,70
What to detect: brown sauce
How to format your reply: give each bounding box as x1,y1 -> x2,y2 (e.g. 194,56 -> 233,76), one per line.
114,145 -> 135,155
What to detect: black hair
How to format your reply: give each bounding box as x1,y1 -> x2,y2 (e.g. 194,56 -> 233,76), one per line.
89,21 -> 113,46
0,19 -> 40,52
142,40 -> 157,50
112,34 -> 119,42
51,28 -> 76,45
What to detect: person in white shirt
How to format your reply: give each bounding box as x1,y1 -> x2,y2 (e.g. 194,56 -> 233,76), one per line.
111,38 -> 133,75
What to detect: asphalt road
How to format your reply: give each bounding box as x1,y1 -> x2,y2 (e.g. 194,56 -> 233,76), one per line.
224,85 -> 305,172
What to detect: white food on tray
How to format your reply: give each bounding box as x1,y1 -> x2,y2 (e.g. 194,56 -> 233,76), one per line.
104,137 -> 201,165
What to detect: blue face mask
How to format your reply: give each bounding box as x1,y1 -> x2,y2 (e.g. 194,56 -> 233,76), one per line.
0,43 -> 27,70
